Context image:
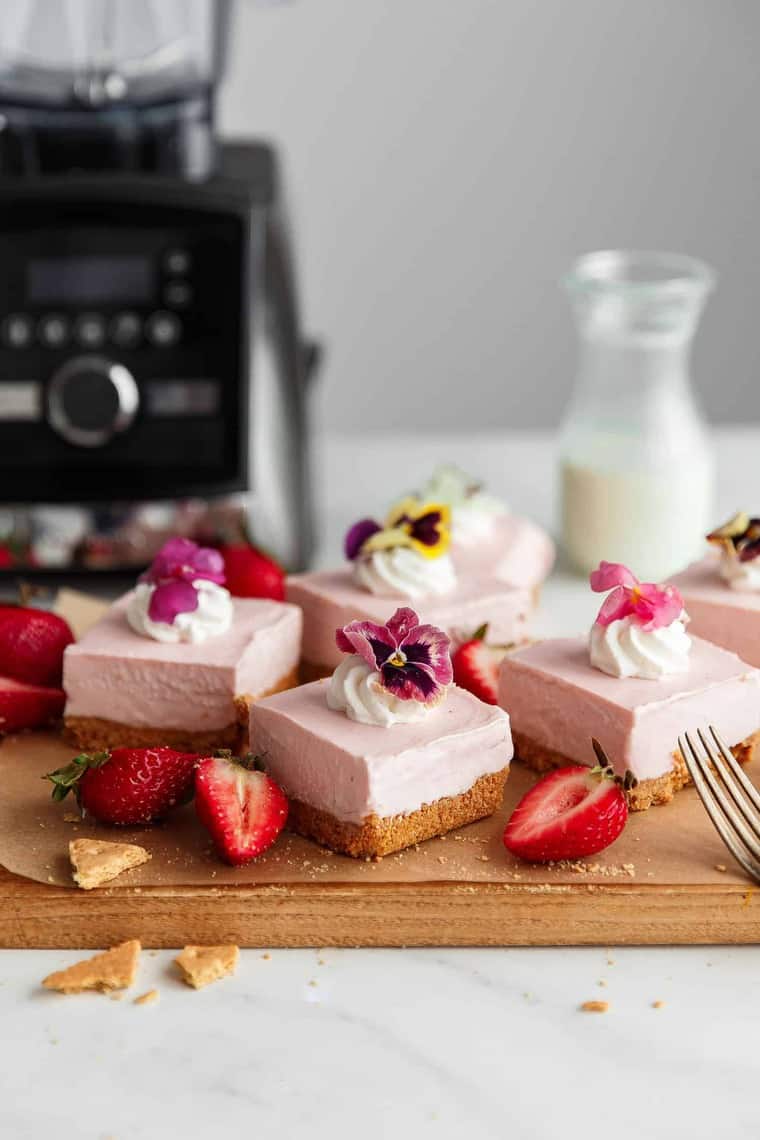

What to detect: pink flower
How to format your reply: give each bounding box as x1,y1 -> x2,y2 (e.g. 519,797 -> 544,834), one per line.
590,561 -> 685,632
140,537 -> 226,626
335,606 -> 453,704
142,537 -> 225,587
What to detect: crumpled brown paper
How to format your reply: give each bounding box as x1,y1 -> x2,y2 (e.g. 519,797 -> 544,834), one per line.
0,589 -> 748,890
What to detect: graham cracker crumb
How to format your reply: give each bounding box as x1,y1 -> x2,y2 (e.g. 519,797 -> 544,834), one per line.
598,979 -> 607,987
715,864 -> 727,873
69,838 -> 151,890
175,944 -> 239,989
63,813 -> 80,823
43,940 -> 140,994
134,989 -> 159,1006
652,1000 -> 665,1009
580,1000 -> 609,1013
261,953 -> 271,960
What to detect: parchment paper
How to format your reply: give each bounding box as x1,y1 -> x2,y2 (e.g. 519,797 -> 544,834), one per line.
0,590 -> 750,890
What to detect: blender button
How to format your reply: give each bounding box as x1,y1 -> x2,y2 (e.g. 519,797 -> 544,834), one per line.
1,313 -> 33,348
75,313 -> 106,348
164,281 -> 193,308
38,314 -> 70,348
163,248 -> 191,275
110,311 -> 142,348
146,311 -> 181,347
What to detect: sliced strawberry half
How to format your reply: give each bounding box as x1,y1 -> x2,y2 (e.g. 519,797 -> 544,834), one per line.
0,675 -> 65,733
452,624 -> 508,705
195,753 -> 288,866
503,742 -> 633,862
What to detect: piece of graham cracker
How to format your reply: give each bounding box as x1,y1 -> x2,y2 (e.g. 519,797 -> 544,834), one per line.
69,838 -> 151,890
42,940 -> 141,994
134,989 -> 159,1006
175,945 -> 239,989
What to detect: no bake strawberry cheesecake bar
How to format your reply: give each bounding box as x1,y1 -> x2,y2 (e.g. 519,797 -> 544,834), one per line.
250,606 -> 513,857
63,538 -> 302,752
499,561 -> 760,810
669,512 -> 760,667
288,492 -> 537,680
420,465 -> 555,589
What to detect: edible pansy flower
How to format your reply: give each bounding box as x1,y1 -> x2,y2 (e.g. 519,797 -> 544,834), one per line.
344,499 -> 451,563
590,561 -> 685,632
335,606 -> 453,704
707,512 -> 760,563
140,537 -> 226,626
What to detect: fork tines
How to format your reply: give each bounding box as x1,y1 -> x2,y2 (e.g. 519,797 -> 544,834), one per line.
679,726 -> 760,883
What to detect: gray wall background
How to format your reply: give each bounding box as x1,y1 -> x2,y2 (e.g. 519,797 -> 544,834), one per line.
219,0 -> 760,433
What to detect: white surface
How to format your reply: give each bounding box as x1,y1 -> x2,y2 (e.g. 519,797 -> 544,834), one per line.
2,428 -> 760,1139
221,0 -> 760,431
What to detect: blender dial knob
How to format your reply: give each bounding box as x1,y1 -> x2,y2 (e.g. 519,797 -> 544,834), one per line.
46,355 -> 139,448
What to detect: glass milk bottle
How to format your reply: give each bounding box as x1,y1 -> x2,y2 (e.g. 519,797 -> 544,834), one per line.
559,250 -> 715,582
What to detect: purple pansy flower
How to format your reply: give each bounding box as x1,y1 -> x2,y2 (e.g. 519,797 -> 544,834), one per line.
140,537 -> 226,626
344,518 -> 382,561
343,499 -> 451,563
336,606 -> 453,704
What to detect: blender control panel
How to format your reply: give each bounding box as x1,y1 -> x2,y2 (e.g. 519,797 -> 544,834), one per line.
0,197 -> 248,501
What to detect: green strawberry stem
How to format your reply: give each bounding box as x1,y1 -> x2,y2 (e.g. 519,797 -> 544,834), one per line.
45,751 -> 111,802
210,748 -> 267,773
590,738 -> 638,793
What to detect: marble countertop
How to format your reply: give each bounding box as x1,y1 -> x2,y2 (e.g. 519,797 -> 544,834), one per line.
2,428 -> 759,1140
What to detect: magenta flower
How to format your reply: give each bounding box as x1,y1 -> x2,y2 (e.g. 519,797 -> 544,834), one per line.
140,537 -> 226,625
590,561 -> 685,632
336,606 -> 453,704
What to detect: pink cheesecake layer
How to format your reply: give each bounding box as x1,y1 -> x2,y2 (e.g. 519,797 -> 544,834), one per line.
670,555 -> 760,667
64,592 -> 302,732
499,635 -> 760,781
452,514 -> 556,589
286,568 -> 532,667
250,681 -> 513,824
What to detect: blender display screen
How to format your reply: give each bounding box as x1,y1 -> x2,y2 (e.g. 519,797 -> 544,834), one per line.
27,255 -> 154,305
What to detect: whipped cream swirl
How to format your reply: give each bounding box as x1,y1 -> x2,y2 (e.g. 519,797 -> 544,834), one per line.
719,552 -> 760,592
326,655 -> 430,726
353,546 -> 457,599
589,615 -> 691,680
127,579 -> 233,644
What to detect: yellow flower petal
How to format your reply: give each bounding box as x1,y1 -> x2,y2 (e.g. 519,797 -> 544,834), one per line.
362,526 -> 414,554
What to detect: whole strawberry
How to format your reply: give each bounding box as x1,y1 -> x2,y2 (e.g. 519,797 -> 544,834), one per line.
452,624 -> 509,705
218,543 -> 285,601
503,740 -> 634,862
195,752 -> 288,865
46,746 -> 198,825
0,605 -> 74,687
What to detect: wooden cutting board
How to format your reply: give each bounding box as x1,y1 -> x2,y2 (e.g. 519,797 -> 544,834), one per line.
1,730 -> 757,948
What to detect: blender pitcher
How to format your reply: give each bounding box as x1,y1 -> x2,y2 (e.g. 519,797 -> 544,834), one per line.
0,0 -> 230,177
559,250 -> 715,582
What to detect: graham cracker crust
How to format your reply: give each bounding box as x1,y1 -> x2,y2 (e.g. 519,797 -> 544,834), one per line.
513,730 -> 760,811
286,766 -> 510,858
63,666 -> 299,755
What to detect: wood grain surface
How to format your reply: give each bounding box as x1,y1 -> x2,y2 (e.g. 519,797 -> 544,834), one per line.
1,731 -> 758,948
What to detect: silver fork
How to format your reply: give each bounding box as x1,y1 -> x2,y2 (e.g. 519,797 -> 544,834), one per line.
679,726 -> 760,883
